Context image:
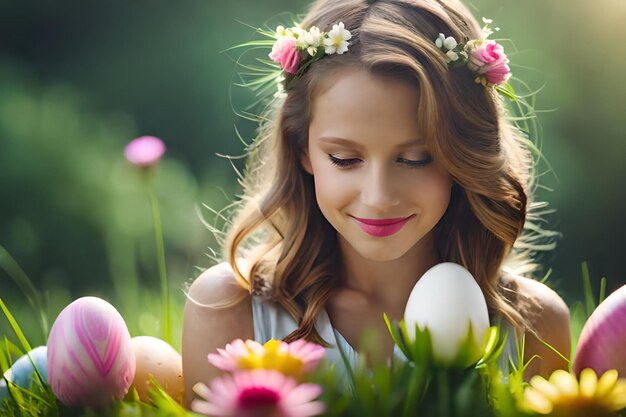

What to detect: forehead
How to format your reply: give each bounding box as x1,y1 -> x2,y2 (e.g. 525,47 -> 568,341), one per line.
309,68 -> 423,146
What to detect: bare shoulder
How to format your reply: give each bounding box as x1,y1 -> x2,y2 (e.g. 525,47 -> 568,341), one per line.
182,262 -> 254,408
514,277 -> 571,380
186,261 -> 250,306
515,277 -> 570,327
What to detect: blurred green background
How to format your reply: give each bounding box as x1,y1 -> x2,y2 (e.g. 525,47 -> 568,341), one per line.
1,0 -> 624,349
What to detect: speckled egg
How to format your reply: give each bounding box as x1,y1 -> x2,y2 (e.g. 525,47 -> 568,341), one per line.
128,336 -> 184,405
46,296 -> 135,407
0,346 -> 48,400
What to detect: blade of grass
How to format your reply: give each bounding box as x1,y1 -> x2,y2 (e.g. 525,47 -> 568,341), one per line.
581,262 -> 596,316
598,277 -> 607,305
0,299 -> 32,353
145,177 -> 171,346
0,245 -> 48,339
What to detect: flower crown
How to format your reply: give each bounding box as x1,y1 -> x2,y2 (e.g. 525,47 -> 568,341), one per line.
267,18 -> 512,94
268,22 -> 352,92
434,18 -> 512,88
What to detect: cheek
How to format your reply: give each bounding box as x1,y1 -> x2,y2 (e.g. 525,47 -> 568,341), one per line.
429,174 -> 453,210
312,167 -> 354,209
405,169 -> 453,210
308,151 -> 359,212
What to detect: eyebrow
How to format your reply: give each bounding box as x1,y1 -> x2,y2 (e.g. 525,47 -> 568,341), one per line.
318,136 -> 425,148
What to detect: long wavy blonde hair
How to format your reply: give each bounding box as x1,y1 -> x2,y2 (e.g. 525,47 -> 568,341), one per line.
218,0 -> 555,344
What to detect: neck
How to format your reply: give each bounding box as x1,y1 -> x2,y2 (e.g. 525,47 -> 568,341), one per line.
336,229 -> 440,315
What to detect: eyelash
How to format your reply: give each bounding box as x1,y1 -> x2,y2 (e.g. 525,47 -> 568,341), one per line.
327,154 -> 434,169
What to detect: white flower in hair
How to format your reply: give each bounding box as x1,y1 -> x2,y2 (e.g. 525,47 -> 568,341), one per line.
288,26 -> 309,50
443,36 -> 457,50
435,33 -> 444,48
481,17 -> 496,38
446,50 -> 459,62
276,25 -> 288,37
303,26 -> 323,56
289,25 -> 305,39
324,22 -> 352,54
435,33 -> 461,63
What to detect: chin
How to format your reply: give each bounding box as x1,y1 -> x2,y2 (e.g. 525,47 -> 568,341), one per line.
349,240 -> 415,263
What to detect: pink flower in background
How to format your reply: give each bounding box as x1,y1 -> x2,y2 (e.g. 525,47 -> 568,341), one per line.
467,40 -> 511,85
269,36 -> 301,74
191,369 -> 325,417
124,136 -> 166,167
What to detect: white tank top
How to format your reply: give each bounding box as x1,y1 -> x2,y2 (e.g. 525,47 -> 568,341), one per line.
251,295 -> 518,380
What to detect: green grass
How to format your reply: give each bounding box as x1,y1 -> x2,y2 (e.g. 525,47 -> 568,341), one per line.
0,255 -> 618,417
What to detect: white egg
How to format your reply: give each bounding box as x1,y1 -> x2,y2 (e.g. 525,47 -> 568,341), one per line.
404,262 -> 490,365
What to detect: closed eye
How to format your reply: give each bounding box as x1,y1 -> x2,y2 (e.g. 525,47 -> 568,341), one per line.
397,156 -> 433,168
328,154 -> 433,169
328,155 -> 361,168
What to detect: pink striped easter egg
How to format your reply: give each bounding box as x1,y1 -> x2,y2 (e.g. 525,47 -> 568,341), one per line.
573,284 -> 626,377
47,297 -> 135,407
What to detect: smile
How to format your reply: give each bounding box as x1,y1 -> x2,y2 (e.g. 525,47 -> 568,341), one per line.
350,215 -> 415,237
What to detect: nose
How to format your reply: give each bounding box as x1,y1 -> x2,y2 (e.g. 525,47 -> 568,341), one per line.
360,163 -> 400,212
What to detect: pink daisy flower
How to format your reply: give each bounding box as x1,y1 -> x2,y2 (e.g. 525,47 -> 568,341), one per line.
208,339 -> 325,379
191,369 -> 326,417
208,339 -> 266,372
124,135 -> 166,167
285,339 -> 326,373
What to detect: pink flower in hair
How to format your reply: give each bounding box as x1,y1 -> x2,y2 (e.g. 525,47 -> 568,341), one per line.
191,369 -> 325,417
467,40 -> 511,86
269,36 -> 301,74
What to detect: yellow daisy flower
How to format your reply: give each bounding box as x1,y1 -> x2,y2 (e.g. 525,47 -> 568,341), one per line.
523,368 -> 626,417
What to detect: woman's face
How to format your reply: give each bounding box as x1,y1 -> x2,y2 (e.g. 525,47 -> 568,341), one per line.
303,68 -> 453,262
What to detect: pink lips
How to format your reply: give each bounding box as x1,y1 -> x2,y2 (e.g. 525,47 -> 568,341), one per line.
351,215 -> 415,237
